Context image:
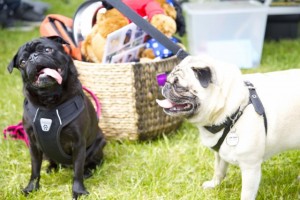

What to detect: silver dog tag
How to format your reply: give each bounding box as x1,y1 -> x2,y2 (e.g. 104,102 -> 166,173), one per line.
226,131 -> 239,146
40,118 -> 52,132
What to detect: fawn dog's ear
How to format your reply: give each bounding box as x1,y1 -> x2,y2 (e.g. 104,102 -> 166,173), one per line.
192,67 -> 212,88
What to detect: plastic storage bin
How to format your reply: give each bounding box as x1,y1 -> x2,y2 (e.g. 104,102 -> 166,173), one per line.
183,1 -> 268,68
265,6 -> 300,40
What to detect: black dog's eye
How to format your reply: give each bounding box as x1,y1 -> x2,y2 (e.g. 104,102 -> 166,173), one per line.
19,59 -> 26,68
44,47 -> 53,53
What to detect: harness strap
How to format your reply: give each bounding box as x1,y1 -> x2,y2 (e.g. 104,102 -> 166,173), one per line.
206,81 -> 268,152
25,95 -> 85,165
209,108 -> 244,152
245,81 -> 268,134
204,108 -> 241,134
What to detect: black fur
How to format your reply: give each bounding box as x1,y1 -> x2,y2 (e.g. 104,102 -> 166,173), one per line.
173,0 -> 186,37
8,36 -> 106,199
192,67 -> 212,88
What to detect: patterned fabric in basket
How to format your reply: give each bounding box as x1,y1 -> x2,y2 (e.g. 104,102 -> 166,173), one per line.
75,56 -> 183,140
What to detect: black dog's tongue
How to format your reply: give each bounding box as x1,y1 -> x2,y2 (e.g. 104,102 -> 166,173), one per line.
39,68 -> 62,84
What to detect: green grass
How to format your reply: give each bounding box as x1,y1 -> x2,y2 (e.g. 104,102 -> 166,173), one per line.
0,1 -> 299,199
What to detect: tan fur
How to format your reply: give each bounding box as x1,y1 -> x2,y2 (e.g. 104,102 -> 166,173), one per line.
150,14 -> 176,37
155,0 -> 177,19
142,0 -> 178,59
141,48 -> 156,60
161,55 -> 300,200
81,9 -> 129,63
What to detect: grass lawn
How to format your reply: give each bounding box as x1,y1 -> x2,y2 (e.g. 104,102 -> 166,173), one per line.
0,0 -> 299,199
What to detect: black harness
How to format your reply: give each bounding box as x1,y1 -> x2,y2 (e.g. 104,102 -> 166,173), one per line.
204,81 -> 268,152
25,95 -> 85,165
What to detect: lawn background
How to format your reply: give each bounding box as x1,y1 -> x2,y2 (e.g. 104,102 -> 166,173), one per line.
0,0 -> 299,199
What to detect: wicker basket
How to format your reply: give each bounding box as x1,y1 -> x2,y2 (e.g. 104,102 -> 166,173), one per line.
74,56 -> 183,140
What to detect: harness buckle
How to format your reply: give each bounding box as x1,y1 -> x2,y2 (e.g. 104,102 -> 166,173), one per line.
247,85 -> 256,90
245,81 -> 256,90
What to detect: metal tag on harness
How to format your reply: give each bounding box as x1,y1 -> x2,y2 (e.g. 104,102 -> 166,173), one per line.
40,118 -> 52,132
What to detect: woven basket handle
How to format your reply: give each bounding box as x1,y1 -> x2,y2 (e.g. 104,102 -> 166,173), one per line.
105,0 -> 189,60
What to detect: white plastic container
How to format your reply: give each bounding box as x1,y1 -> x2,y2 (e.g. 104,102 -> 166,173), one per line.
182,1 -> 268,68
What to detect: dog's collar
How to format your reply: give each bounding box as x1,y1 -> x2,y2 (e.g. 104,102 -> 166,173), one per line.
205,81 -> 268,152
25,94 -> 85,165
205,105 -> 247,152
204,108 -> 243,134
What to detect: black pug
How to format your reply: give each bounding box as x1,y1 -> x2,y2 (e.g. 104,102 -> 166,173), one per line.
7,36 -> 106,199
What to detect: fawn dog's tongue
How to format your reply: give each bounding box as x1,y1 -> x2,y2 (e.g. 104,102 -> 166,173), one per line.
156,99 -> 174,109
40,68 -> 62,84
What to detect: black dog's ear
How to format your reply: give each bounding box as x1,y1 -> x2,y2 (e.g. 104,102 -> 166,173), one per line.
7,53 -> 18,73
46,35 -> 70,45
193,67 -> 212,88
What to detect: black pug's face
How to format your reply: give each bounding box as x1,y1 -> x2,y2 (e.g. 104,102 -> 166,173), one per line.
8,36 -> 71,89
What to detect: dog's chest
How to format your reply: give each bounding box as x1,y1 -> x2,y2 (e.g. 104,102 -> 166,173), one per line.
219,148 -> 240,165
25,95 -> 85,164
219,134 -> 241,164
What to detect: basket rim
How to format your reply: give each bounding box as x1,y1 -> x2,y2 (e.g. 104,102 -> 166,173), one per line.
74,56 -> 178,65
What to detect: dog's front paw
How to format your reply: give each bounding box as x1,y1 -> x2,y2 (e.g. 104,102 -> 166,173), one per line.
22,179 -> 40,195
72,190 -> 89,200
202,179 -> 220,189
72,181 -> 89,200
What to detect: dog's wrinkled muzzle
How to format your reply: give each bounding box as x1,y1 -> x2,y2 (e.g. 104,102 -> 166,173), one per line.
38,68 -> 62,84
156,82 -> 196,116
30,66 -> 63,88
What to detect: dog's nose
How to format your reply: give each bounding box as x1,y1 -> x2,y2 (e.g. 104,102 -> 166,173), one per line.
164,82 -> 172,90
29,53 -> 38,61
161,82 -> 171,97
174,77 -> 179,84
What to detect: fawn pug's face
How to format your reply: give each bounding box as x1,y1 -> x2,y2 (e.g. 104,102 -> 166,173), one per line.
157,56 -> 213,118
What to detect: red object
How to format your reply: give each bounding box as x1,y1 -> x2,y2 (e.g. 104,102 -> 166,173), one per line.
3,122 -> 30,147
122,0 -> 165,20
